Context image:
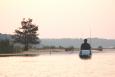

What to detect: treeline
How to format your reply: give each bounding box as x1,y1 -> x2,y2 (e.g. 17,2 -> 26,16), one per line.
0,39 -> 104,53
39,45 -> 79,51
0,40 -> 23,53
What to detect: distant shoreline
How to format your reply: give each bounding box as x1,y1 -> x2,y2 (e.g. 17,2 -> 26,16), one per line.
0,49 -> 115,57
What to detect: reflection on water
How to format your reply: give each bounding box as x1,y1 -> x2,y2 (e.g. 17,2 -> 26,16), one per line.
0,51 -> 115,77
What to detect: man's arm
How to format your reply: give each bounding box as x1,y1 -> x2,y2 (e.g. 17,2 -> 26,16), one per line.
80,44 -> 83,50
89,44 -> 91,50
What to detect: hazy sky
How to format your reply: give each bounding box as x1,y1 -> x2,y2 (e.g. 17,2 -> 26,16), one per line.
0,0 -> 115,39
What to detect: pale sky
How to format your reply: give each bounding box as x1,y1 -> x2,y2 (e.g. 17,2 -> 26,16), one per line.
0,0 -> 115,39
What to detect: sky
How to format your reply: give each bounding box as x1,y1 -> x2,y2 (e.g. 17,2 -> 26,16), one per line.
0,0 -> 115,39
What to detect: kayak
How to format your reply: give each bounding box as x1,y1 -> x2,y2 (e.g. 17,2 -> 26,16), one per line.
79,50 -> 92,58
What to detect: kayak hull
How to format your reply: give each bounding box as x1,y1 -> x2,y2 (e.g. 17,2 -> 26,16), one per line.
79,50 -> 92,59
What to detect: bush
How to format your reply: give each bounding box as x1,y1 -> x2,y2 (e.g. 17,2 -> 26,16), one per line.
0,40 -> 15,53
13,45 -> 23,53
65,46 -> 74,51
98,46 -> 103,51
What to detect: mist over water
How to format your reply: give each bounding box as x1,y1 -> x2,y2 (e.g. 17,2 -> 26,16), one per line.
0,50 -> 115,77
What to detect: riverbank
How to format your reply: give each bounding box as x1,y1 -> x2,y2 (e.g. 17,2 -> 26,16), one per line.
0,49 -> 114,57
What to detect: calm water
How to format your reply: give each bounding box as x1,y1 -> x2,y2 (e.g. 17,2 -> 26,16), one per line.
0,51 -> 115,77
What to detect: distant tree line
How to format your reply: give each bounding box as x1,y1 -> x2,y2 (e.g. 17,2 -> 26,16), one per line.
40,45 -> 75,51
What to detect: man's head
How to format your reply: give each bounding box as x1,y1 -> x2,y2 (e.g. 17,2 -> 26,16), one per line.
84,39 -> 87,43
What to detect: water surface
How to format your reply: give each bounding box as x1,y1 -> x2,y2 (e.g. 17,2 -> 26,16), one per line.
0,51 -> 115,77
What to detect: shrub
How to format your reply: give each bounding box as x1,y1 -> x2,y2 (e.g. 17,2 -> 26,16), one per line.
65,46 -> 74,51
0,40 -> 15,53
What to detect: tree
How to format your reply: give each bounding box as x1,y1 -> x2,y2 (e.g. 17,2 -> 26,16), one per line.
14,18 -> 40,51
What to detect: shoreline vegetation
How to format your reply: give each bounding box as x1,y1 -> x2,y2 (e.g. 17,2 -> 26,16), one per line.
1,33 -> 115,57
0,48 -> 114,57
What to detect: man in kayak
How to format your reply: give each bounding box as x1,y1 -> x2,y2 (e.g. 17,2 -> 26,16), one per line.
81,39 -> 91,50
80,39 -> 92,58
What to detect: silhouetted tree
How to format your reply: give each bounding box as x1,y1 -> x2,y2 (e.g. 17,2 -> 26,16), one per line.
14,18 -> 40,51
